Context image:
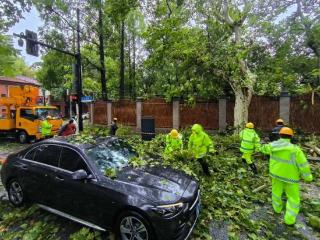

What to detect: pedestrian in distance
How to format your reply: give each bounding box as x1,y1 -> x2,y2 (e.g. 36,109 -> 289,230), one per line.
269,118 -> 285,142
188,124 -> 215,176
259,127 -> 313,225
59,119 -> 77,137
164,129 -> 183,157
41,115 -> 53,139
239,122 -> 260,175
109,117 -> 118,136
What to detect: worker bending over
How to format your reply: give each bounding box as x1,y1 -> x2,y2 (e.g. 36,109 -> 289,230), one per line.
188,124 -> 214,176
164,129 -> 183,157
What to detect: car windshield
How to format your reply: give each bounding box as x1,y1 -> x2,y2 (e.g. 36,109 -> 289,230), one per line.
84,139 -> 138,174
36,108 -> 61,119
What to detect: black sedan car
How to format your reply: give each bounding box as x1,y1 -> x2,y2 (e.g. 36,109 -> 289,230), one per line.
1,137 -> 200,240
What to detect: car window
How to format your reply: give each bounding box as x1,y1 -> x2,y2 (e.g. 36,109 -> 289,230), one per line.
33,145 -> 61,167
25,148 -> 37,160
84,139 -> 137,174
59,147 -> 89,173
20,109 -> 37,121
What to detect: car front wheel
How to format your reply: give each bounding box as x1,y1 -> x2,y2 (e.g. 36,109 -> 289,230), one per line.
116,211 -> 154,240
8,179 -> 25,207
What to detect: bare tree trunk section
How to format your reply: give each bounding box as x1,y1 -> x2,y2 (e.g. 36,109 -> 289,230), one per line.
132,33 -> 136,99
128,33 -> 132,98
233,87 -> 253,130
119,19 -> 125,99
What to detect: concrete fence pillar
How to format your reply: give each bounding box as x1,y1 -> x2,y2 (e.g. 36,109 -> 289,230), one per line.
107,100 -> 112,126
172,97 -> 180,129
90,102 -> 94,125
279,92 -> 290,124
136,98 -> 142,130
219,97 -> 227,131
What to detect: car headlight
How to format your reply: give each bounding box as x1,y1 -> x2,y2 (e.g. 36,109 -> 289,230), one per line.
152,202 -> 185,218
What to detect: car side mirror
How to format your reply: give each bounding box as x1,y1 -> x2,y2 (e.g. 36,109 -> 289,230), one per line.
72,169 -> 88,180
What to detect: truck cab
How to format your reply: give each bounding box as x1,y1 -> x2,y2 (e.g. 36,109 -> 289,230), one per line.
0,106 -> 63,143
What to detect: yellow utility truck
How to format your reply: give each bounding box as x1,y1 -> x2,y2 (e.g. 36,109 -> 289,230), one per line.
0,85 -> 63,143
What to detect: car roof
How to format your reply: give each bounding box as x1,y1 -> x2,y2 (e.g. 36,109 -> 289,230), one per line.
41,136 -> 117,150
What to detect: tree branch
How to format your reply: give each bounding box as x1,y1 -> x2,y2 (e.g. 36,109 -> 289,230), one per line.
222,0 -> 234,26
166,0 -> 172,18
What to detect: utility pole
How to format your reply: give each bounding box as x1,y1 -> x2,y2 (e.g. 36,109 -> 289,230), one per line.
76,8 -> 84,131
98,0 -> 107,101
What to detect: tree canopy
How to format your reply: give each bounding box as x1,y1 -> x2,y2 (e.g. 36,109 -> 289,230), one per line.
1,0 -> 319,127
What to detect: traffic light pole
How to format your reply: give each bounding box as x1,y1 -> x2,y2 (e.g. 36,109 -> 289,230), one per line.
76,8 -> 83,132
13,8 -> 84,132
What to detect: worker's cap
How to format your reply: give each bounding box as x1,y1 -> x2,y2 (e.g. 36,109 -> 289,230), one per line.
276,118 -> 284,124
279,127 -> 294,137
245,122 -> 254,129
170,129 -> 179,138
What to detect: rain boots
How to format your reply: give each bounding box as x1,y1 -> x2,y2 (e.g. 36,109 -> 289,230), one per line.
249,163 -> 258,175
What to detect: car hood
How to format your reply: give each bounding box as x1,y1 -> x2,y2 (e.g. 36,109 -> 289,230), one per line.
115,166 -> 193,204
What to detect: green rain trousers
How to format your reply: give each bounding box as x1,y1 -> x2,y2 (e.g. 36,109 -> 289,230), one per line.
272,178 -> 300,225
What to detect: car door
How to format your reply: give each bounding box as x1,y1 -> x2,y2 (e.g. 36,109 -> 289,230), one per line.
17,108 -> 37,134
21,144 -> 61,205
52,146 -> 118,228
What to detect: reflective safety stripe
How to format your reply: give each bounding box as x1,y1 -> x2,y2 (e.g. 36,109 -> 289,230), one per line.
269,173 -> 299,183
272,200 -> 282,207
270,153 -> 296,165
286,209 -> 297,217
288,201 -> 300,210
272,194 -> 282,201
240,146 -> 254,151
297,162 -> 309,168
301,172 -> 312,177
242,139 -> 255,144
271,142 -> 291,148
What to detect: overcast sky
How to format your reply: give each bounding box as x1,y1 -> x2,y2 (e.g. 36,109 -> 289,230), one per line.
8,7 -> 43,66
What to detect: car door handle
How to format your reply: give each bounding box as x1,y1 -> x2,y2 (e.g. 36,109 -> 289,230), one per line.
55,176 -> 64,182
18,164 -> 28,170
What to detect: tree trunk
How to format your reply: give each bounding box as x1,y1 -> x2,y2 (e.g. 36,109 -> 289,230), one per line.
132,33 -> 136,99
119,19 -> 125,99
98,0 -> 107,101
233,86 -> 253,131
128,34 -> 132,97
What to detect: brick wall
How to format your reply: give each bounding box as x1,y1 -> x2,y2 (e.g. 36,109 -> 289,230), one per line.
113,100 -> 136,126
142,98 -> 172,128
91,95 -> 320,133
94,101 -> 108,125
180,102 -> 219,129
290,94 -> 320,133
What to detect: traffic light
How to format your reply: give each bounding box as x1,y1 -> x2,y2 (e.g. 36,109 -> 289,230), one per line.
26,30 -> 39,57
70,95 -> 78,102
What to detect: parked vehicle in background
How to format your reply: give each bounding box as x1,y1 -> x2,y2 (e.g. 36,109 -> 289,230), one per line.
82,112 -> 89,120
0,86 -> 63,143
1,137 -> 200,240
